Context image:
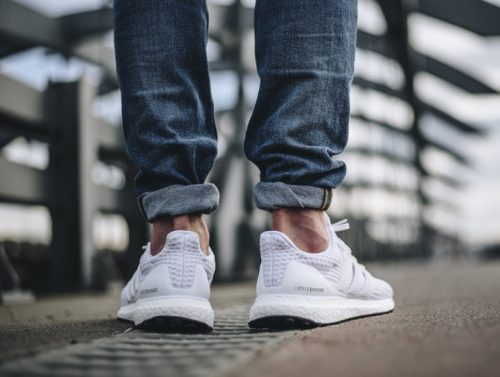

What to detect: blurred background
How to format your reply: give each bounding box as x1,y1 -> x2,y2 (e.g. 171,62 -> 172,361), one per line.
0,0 -> 499,299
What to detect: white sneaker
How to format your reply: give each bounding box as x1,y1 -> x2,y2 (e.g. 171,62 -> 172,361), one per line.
248,216 -> 394,328
117,230 -> 216,332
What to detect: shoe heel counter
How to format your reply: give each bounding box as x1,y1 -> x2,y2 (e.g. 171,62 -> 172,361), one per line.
136,264 -> 171,300
259,231 -> 295,288
136,231 -> 211,301
257,260 -> 337,296
165,231 -> 211,290
258,232 -> 337,296
137,263 -> 210,300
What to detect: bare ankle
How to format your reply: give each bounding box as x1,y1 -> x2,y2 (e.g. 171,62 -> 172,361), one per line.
272,208 -> 329,253
150,214 -> 210,255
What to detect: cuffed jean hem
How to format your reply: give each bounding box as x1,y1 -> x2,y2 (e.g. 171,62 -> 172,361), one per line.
138,183 -> 219,222
254,181 -> 333,212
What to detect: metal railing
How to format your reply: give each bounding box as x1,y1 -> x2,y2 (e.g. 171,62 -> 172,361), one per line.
1,0 -> 498,294
0,0 -> 147,293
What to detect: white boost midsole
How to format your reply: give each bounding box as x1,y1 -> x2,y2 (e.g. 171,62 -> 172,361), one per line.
118,296 -> 214,327
249,294 -> 395,324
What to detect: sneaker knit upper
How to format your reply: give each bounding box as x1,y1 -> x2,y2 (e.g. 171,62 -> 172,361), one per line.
120,231 -> 215,305
259,217 -> 393,300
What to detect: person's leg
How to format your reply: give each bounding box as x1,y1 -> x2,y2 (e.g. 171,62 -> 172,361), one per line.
247,1 -> 394,329
245,0 -> 357,252
113,0 -> 216,331
114,0 -> 217,254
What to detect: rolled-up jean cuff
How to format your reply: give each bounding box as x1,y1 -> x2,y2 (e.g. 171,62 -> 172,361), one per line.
254,181 -> 333,212
138,183 -> 219,221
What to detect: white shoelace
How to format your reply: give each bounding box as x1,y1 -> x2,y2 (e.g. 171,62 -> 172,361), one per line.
331,218 -> 350,232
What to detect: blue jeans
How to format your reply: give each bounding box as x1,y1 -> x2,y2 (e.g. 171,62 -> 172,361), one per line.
113,0 -> 357,221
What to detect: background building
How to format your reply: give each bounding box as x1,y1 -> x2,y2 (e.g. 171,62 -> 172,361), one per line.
0,0 -> 499,296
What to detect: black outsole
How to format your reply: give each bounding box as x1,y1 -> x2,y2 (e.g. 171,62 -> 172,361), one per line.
249,316 -> 319,330
249,310 -> 394,330
117,317 -> 133,324
135,316 -> 213,333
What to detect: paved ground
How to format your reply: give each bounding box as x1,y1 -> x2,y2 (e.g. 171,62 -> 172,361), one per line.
1,261 -> 499,376
0,282 -> 256,362
229,262 -> 500,377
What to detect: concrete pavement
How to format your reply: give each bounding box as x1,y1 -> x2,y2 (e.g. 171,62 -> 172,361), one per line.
0,282 -> 256,362
228,262 -> 500,377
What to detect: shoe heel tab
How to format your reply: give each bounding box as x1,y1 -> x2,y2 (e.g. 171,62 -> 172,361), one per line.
163,230 -> 203,256
260,230 -> 288,243
260,230 -> 297,252
260,230 -> 331,255
166,230 -> 200,241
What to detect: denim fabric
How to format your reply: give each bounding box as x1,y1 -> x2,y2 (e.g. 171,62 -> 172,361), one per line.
113,0 -> 357,219
139,184 -> 219,221
113,0 -> 218,220
254,182 -> 333,211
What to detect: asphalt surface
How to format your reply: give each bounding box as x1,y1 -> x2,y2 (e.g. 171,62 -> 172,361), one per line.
1,261 -> 499,376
